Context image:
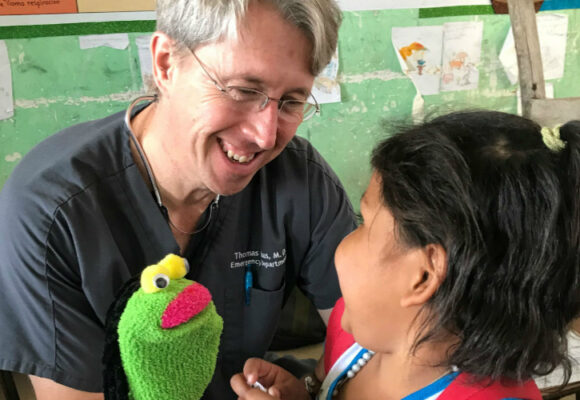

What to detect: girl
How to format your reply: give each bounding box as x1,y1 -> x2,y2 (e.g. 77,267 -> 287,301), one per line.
231,111 -> 580,400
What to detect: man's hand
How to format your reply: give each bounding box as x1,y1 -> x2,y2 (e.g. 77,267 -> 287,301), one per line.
230,358 -> 310,400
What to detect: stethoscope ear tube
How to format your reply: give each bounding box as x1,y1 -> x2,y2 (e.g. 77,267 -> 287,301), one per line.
125,95 -> 164,209
124,95 -> 221,220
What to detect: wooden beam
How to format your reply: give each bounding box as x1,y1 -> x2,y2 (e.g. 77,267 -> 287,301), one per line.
507,0 -> 546,118
529,98 -> 580,126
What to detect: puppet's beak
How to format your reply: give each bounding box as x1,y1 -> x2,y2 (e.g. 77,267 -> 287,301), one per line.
161,282 -> 212,329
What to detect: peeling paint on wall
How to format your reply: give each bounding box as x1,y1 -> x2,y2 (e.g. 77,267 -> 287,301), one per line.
4,152 -> 21,162
339,69 -> 405,84
15,91 -> 141,108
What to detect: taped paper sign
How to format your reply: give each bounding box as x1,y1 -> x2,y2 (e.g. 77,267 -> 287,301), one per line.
0,40 -> 14,121
79,33 -> 129,50
311,48 -> 341,104
499,14 -> 568,84
136,35 -> 153,91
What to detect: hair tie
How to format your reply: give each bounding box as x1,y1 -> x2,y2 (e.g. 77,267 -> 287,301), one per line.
541,125 -> 566,152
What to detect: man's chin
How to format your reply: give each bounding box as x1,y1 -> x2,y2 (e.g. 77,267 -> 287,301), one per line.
210,176 -> 255,197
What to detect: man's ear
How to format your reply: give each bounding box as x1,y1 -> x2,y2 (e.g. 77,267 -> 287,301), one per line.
150,31 -> 180,95
400,243 -> 447,308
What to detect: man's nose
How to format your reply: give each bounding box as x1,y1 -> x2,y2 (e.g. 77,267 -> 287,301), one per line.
250,101 -> 278,150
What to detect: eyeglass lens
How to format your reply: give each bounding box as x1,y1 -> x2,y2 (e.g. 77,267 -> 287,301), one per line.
223,87 -> 317,122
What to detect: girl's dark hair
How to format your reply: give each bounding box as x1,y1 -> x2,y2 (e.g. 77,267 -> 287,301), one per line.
371,111 -> 580,382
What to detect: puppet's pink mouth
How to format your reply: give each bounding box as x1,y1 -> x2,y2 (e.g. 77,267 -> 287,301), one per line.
161,282 -> 212,329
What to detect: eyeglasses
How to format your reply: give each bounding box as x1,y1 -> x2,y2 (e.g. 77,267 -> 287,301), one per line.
187,48 -> 320,123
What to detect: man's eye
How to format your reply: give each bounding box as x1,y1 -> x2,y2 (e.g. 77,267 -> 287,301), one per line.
281,100 -> 304,113
228,87 -> 262,101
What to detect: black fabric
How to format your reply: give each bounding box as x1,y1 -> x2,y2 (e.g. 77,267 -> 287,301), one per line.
270,286 -> 327,351
0,105 -> 356,399
102,276 -> 140,400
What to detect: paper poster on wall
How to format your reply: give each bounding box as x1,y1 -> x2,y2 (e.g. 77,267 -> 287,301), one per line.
79,33 -> 129,50
440,21 -> 483,92
0,40 -> 14,121
76,0 -> 154,12
0,0 -> 77,15
499,14 -> 568,85
311,49 -> 341,104
392,26 -> 444,95
136,35 -> 153,91
0,0 -> 153,15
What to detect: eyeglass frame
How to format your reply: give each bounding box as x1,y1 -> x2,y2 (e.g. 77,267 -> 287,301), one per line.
185,47 -> 321,122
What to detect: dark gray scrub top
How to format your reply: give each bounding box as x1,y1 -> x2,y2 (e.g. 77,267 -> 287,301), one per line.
0,105 -> 356,399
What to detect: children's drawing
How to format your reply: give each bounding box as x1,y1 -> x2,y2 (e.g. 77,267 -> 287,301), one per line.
311,48 -> 341,104
441,50 -> 476,87
399,42 -> 428,75
392,26 -> 443,95
440,21 -> 483,92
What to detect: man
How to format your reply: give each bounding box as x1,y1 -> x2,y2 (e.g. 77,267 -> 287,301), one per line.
0,0 -> 355,399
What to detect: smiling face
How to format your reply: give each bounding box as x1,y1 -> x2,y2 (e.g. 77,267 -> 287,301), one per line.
152,2 -> 314,196
334,173 -> 435,354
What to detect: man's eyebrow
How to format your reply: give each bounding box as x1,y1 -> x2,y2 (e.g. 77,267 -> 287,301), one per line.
226,75 -> 310,97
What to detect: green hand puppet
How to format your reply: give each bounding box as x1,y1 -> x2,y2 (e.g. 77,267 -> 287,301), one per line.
103,254 -> 223,400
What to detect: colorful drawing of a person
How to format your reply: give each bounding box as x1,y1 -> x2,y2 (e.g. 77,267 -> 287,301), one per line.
399,42 -> 427,74
449,51 -> 468,70
417,58 -> 426,75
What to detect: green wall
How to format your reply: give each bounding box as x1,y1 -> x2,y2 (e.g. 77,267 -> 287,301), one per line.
1,9 -> 579,210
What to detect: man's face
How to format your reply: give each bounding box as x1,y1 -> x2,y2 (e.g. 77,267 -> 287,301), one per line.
159,3 -> 315,196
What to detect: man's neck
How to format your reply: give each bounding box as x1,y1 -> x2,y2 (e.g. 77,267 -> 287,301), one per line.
357,341 -> 453,400
129,101 -> 214,212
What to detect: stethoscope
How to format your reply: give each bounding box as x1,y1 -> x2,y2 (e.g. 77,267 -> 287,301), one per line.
124,95 -> 220,234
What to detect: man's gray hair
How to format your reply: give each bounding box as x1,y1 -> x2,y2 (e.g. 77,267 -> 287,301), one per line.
156,0 -> 342,76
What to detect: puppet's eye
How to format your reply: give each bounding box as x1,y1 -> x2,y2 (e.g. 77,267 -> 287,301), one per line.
141,265 -> 171,293
153,273 -> 170,289
140,254 -> 188,293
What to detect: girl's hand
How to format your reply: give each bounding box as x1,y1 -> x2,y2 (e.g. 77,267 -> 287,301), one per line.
230,358 -> 311,400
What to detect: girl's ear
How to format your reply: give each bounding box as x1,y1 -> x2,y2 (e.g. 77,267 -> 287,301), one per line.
150,32 -> 180,95
400,243 -> 447,308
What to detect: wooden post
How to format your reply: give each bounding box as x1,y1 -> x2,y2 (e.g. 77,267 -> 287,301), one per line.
507,0 -> 546,118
